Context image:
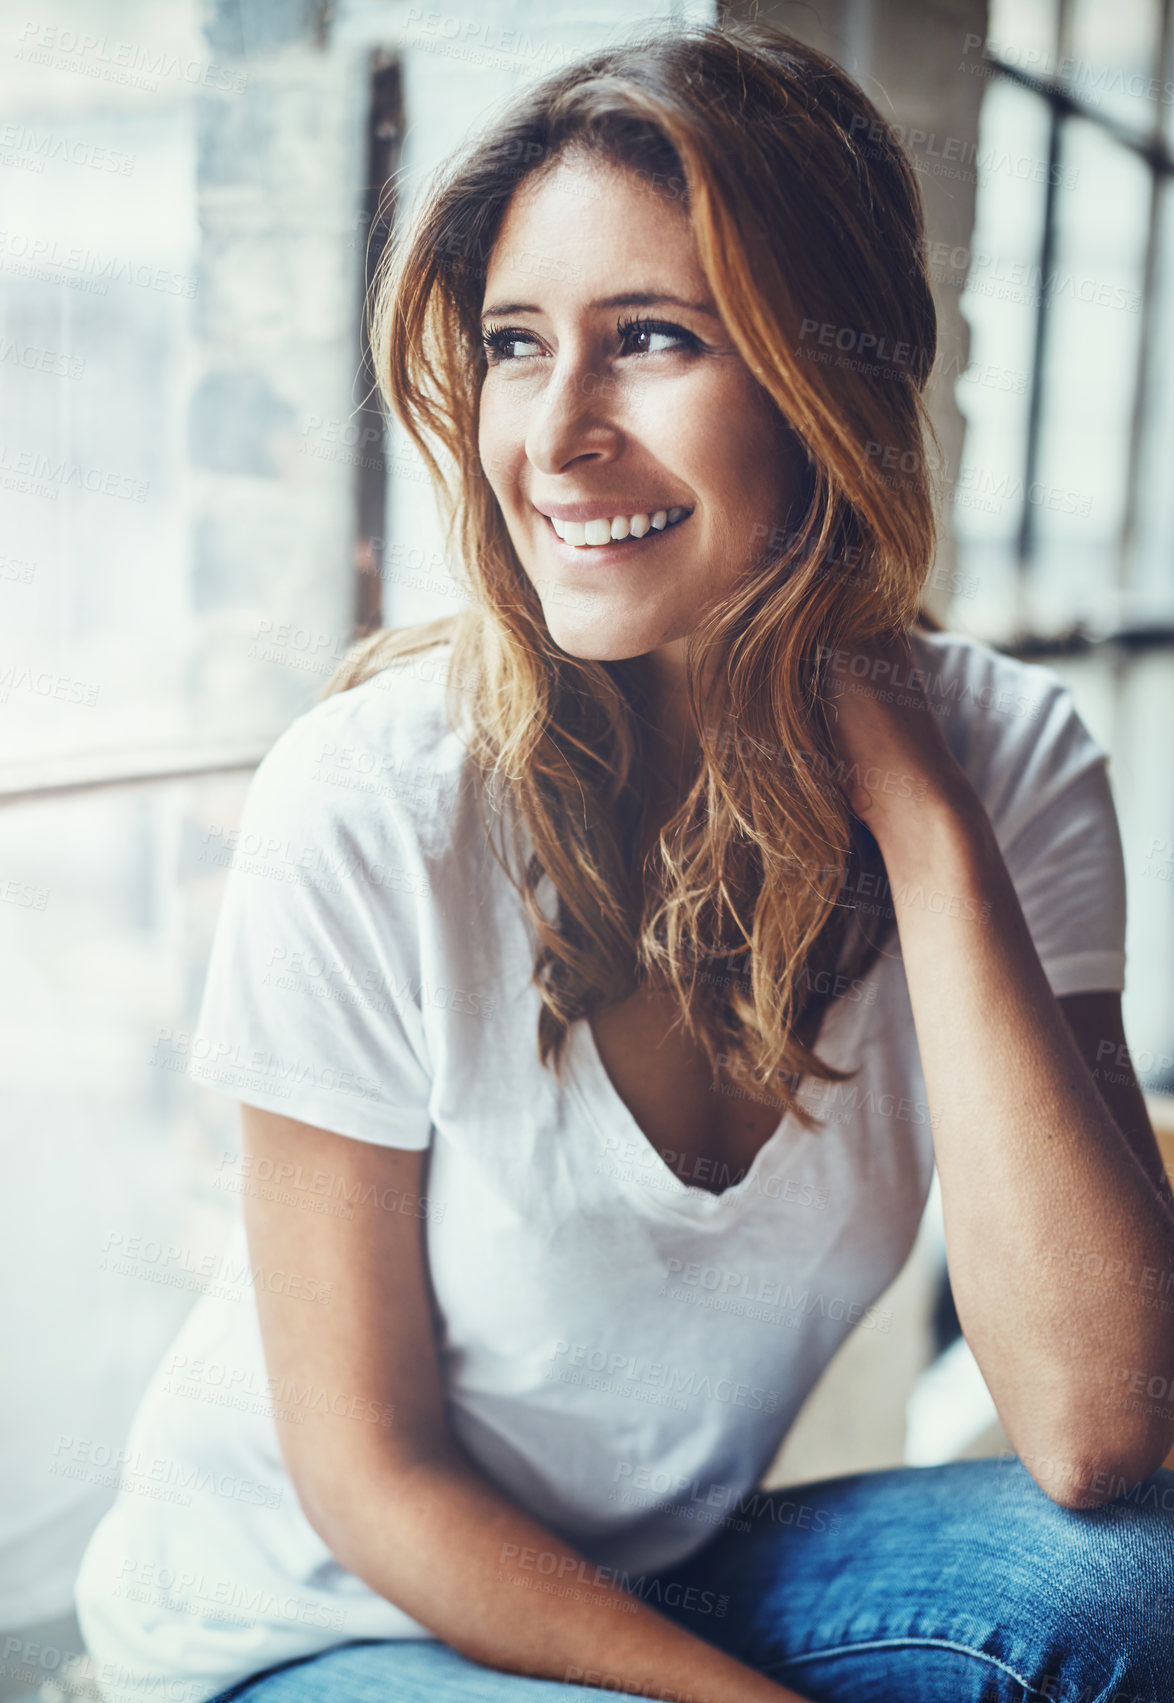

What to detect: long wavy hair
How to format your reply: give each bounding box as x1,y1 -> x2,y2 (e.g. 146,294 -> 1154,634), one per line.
321,18 -> 942,1128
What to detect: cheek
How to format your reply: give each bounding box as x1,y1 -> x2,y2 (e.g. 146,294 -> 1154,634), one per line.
479,388 -> 535,478
719,401 -> 805,525
477,398 -> 514,497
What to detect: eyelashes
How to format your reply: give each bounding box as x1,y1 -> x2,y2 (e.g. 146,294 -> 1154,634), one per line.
479,323 -> 534,364
479,313 -> 701,365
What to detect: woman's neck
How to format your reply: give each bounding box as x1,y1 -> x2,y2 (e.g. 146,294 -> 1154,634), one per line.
630,640 -> 705,795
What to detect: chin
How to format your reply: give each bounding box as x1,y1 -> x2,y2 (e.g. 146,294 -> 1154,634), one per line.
536,604 -> 665,663
521,589 -> 640,660
544,625 -> 642,663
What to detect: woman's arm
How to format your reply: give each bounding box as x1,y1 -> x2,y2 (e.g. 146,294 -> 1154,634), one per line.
238,1104 -> 811,1703
824,636 -> 1174,1509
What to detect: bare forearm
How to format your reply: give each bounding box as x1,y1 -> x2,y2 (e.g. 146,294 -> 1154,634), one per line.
302,1445 -> 810,1703
878,784 -> 1174,1479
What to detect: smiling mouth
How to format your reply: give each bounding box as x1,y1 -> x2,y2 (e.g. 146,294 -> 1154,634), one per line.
544,507 -> 693,550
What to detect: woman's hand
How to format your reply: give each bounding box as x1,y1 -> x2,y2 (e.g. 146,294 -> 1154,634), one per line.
819,628 -> 978,849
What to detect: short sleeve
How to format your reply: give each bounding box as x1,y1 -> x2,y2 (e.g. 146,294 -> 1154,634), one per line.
994,686 -> 1127,999
190,703 -> 435,1148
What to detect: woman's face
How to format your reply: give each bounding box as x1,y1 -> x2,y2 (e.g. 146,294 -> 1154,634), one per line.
477,153 -> 806,672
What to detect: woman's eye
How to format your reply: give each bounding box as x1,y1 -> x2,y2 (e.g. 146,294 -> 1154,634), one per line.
481,327 -> 540,364
618,316 -> 696,356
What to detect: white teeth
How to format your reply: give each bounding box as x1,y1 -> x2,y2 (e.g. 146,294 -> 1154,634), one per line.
545,507 -> 690,547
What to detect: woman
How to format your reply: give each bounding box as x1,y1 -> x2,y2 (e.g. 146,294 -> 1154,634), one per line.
75,19 -> 1174,1703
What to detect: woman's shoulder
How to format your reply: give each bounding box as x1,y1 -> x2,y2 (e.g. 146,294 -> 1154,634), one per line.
909,624 -> 1068,718
908,625 -> 1110,839
245,639 -> 473,852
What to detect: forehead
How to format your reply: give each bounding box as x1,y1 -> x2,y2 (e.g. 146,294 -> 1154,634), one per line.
481,154 -> 706,310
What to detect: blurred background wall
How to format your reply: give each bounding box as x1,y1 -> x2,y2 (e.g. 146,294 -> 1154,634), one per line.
3,0 -> 1174,1697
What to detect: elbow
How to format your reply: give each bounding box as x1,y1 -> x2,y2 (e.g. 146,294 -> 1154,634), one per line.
289,1439 -> 463,1579
286,1448 -> 403,1563
1021,1425 -> 1174,1510
288,1469 -> 364,1561
1037,1462 -> 1130,1511
1046,1457 -> 1168,1511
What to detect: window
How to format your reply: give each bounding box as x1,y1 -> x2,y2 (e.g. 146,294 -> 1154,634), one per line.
953,0 -> 1174,1085
0,15 -> 404,1625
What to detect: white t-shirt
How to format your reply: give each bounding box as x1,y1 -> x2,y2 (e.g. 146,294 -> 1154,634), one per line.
74,627 -> 1127,1703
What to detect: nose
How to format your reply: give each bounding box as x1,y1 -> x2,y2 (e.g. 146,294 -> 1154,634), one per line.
524,351 -> 624,476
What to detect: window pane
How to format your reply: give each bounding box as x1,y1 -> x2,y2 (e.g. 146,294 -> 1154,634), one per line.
1065,0 -> 1165,134
1130,177 -> 1174,616
0,13 -> 365,777
951,76 -> 1054,641
986,0 -> 1061,68
0,772 -> 251,1620
1027,117 -> 1150,632
0,97 -> 198,762
1033,650 -> 1174,1081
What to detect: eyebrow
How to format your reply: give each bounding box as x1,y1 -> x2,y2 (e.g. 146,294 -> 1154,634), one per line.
480,291 -> 720,320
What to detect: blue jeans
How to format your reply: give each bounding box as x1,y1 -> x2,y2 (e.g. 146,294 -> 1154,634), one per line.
207,1456 -> 1174,1702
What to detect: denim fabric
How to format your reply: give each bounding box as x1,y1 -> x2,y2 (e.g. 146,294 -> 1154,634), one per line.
207,1456 -> 1174,1702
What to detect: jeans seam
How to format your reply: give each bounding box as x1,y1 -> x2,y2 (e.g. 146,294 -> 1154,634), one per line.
774,1634 -> 1057,1699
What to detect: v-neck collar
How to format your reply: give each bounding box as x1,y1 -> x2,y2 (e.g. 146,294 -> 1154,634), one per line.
564,991 -> 862,1222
